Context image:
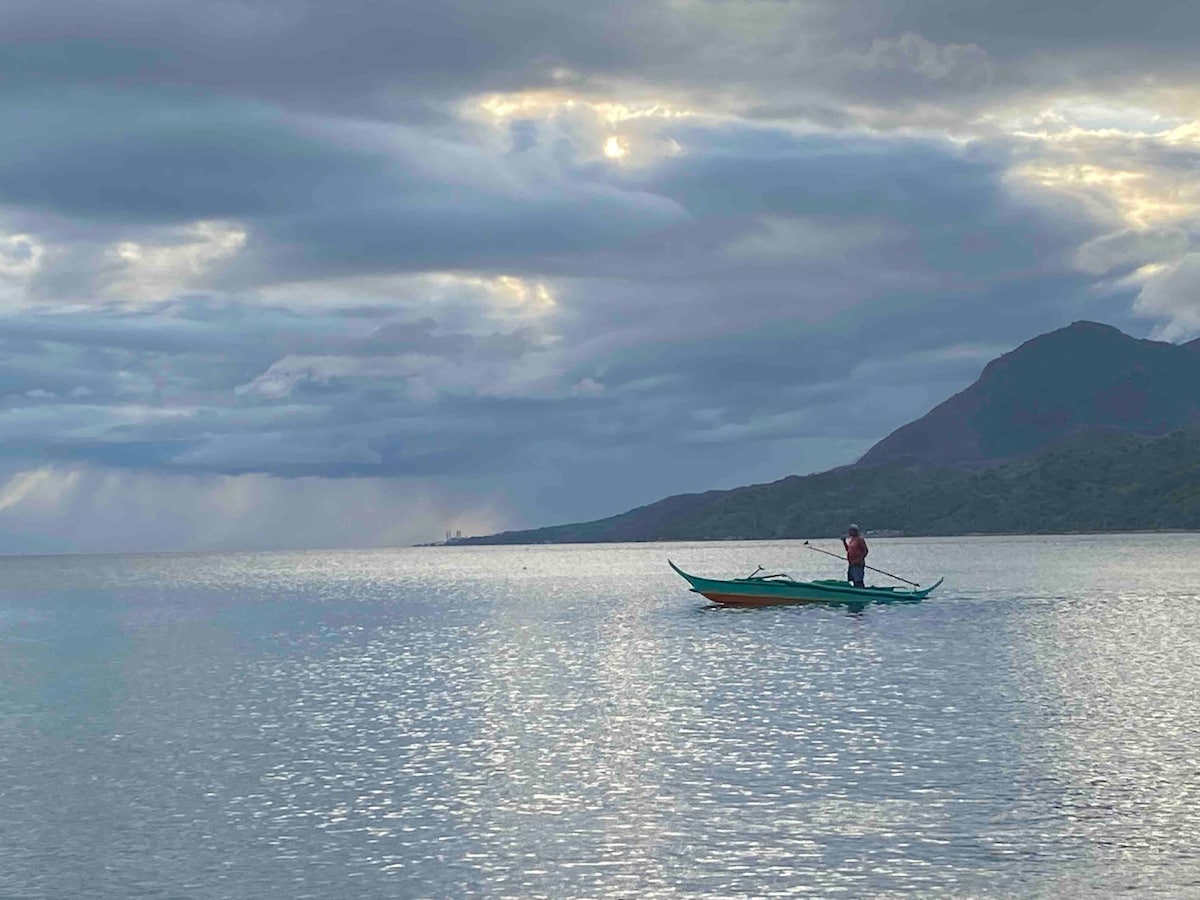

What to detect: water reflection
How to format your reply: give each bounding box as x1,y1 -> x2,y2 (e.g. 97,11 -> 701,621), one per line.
1003,580 -> 1200,892
0,537 -> 1199,896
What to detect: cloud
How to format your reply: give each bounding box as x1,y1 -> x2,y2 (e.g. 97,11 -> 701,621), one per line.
103,221 -> 248,302
1136,253 -> 1200,339
1075,228 -> 1189,276
857,32 -> 992,85
2,0 -> 1200,549
0,115 -> 1120,539
0,90 -> 692,301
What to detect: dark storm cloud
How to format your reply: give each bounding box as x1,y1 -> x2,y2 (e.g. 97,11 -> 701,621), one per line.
0,0 -> 644,112
0,83 -> 688,295
0,296 -> 567,477
6,0 -> 1198,127
0,89 -> 386,224
0,118 -> 1114,499
854,0 -> 1200,56
535,126 -> 1101,353
2,0 -> 1199,547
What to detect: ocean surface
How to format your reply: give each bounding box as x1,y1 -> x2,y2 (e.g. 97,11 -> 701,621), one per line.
3,535 -> 1200,898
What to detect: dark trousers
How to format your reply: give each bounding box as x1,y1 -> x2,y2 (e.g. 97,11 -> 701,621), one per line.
847,563 -> 865,587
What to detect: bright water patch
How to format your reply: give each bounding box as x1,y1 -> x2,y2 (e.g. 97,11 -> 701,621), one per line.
2,535 -> 1200,897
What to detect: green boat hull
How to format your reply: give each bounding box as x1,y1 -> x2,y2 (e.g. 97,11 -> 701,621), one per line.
669,560 -> 943,607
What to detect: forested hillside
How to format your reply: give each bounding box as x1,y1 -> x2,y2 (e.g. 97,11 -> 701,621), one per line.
462,322 -> 1200,544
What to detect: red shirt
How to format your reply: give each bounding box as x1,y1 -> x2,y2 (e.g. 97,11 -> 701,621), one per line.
844,535 -> 868,565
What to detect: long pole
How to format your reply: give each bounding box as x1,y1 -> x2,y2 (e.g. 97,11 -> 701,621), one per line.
803,541 -> 920,587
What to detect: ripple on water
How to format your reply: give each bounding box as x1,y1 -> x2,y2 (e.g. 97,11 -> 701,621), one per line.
1,537 -> 1200,896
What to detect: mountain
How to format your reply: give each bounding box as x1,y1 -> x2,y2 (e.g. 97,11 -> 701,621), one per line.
461,322 -> 1200,544
462,427 -> 1200,543
858,321 -> 1200,467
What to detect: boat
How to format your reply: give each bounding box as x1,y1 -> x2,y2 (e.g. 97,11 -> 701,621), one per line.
669,560 -> 943,607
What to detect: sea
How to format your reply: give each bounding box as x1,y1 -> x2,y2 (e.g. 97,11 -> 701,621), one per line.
2,534 -> 1199,898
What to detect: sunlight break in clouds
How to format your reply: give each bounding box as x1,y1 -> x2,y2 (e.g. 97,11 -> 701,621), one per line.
476,92 -> 696,126
1013,162 -> 1195,230
486,275 -> 557,311
472,90 -> 694,164
603,136 -> 629,160
104,220 -> 247,303
1004,98 -> 1200,228
997,94 -> 1200,336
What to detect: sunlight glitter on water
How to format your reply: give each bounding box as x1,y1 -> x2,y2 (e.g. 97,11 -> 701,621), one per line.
2,535 -> 1200,896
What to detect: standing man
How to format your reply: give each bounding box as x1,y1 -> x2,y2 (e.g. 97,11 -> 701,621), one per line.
842,524 -> 868,587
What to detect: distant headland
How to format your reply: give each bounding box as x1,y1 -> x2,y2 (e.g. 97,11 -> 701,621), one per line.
456,322 -> 1200,544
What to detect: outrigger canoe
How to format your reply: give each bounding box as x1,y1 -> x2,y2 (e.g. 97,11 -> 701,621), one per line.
669,560 -> 943,607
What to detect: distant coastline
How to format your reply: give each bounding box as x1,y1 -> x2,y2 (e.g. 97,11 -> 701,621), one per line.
457,322 -> 1200,547
428,526 -> 1200,548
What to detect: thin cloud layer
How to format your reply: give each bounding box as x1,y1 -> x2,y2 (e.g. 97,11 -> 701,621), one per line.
2,0 -> 1199,549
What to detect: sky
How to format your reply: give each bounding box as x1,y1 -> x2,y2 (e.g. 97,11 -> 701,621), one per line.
2,0 -> 1200,553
